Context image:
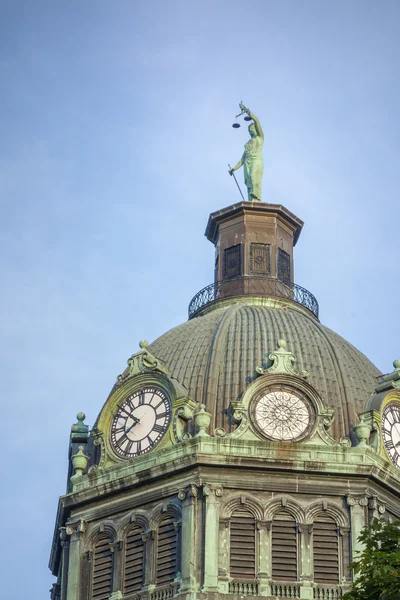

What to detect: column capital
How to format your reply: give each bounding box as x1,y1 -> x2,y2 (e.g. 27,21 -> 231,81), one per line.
202,484 -> 223,499
178,484 -> 198,501
346,494 -> 368,508
65,519 -> 87,540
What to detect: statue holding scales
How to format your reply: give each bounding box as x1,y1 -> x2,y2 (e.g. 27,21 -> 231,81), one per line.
229,102 -> 264,202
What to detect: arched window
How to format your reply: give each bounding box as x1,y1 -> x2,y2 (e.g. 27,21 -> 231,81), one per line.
271,512 -> 297,581
156,514 -> 179,585
313,515 -> 339,584
229,509 -> 257,579
123,525 -> 145,594
91,535 -> 114,600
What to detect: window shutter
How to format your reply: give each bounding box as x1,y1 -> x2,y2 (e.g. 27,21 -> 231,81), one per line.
249,243 -> 271,275
92,536 -> 113,600
223,245 -> 242,280
272,512 -> 297,581
277,248 -> 291,285
313,516 -> 339,583
230,510 -> 256,578
157,515 -> 178,585
124,525 -> 145,594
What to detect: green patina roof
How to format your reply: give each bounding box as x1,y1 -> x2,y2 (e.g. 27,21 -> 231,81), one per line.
149,299 -> 381,440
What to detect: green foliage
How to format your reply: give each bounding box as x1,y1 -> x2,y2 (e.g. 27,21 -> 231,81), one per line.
344,519 -> 400,600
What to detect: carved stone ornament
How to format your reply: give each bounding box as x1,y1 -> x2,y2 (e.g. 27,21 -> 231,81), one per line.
368,496 -> 386,514
353,415 -> 372,447
141,529 -> 154,542
116,340 -> 169,385
214,427 -> 226,437
65,519 -> 87,537
178,484 -> 198,501
172,396 -> 197,443
50,583 -> 61,600
194,404 -> 212,437
90,427 -> 106,468
256,339 -> 309,379
202,484 -> 223,498
346,495 -> 368,508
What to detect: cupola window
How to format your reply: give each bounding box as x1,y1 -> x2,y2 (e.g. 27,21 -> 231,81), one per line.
223,244 -> 242,280
277,248 -> 291,286
249,243 -> 271,275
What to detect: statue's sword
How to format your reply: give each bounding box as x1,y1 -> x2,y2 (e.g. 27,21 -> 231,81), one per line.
228,164 -> 246,202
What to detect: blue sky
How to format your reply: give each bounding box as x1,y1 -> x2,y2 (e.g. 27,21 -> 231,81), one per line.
1,1 -> 400,597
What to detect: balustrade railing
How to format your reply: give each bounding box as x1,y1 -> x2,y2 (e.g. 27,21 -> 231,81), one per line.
149,583 -> 179,600
313,586 -> 346,599
228,581 -> 259,595
188,276 -> 319,320
270,583 -> 301,598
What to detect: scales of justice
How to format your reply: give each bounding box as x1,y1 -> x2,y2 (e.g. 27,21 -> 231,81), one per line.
229,101 -> 264,202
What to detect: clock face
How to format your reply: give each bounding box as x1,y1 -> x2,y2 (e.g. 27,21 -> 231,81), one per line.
111,387 -> 171,458
382,403 -> 400,467
251,387 -> 313,442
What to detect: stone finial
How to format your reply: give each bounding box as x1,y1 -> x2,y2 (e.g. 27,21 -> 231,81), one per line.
194,404 -> 212,437
71,446 -> 89,477
116,340 -> 169,385
353,416 -> 371,447
375,359 -> 400,392
70,412 -> 89,442
256,339 -> 309,378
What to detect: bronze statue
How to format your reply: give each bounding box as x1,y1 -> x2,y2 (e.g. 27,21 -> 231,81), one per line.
229,102 -> 264,201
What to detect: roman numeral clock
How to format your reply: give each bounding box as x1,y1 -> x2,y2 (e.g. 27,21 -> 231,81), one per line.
382,401 -> 400,467
111,387 -> 171,458
92,340 -> 196,467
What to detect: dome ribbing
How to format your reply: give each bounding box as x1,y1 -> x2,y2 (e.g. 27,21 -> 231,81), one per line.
149,300 -> 381,440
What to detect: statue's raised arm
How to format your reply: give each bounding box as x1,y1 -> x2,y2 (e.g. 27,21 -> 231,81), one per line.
239,102 -> 264,139
229,102 -> 264,202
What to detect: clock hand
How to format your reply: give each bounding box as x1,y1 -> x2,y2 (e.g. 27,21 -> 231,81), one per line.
125,416 -> 141,435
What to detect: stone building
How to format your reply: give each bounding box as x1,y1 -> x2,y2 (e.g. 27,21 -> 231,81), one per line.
49,201 -> 400,600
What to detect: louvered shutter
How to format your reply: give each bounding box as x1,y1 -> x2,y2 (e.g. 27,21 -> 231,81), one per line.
124,525 -> 145,594
230,510 -> 256,578
157,515 -> 178,584
272,512 -> 297,581
92,536 -> 113,600
313,516 -> 339,583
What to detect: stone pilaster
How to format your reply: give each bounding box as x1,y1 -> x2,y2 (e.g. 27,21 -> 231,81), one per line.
257,520 -> 271,596
202,484 -> 223,592
346,495 -> 368,564
217,518 -> 230,593
178,485 -> 198,592
110,541 -> 123,594
299,523 -> 313,600
141,529 -> 155,590
65,519 -> 87,600
59,527 -> 69,600
339,526 -> 351,582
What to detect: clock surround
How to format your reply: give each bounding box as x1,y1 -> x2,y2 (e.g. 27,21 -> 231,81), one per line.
382,401 -> 400,468
110,385 -> 171,459
250,384 -> 315,443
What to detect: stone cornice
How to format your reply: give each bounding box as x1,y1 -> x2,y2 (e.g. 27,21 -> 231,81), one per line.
54,437 -> 400,517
